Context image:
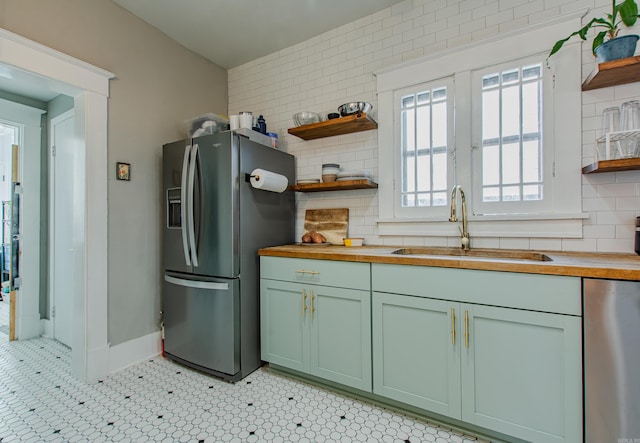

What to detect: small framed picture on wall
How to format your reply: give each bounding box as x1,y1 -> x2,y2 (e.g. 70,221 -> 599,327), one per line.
117,162 -> 131,181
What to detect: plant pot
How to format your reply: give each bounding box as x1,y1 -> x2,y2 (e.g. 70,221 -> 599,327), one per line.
595,35 -> 639,63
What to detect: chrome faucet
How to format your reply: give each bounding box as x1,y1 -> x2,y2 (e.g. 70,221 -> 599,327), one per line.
449,185 -> 470,250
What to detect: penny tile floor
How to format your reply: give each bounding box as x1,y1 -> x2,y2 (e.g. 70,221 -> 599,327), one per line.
0,333 -> 488,442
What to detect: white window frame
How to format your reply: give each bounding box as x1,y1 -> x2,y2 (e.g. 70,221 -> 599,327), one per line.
471,55 -> 551,215
376,16 -> 586,239
394,77 -> 455,219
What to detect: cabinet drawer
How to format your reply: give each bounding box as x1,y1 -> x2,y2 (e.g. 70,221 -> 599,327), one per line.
372,264 -> 580,316
261,257 -> 370,290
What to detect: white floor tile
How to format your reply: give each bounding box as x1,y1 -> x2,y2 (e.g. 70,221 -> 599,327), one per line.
0,334 -> 490,442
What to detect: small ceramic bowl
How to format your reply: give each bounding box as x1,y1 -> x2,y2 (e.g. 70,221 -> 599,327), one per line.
343,237 -> 364,247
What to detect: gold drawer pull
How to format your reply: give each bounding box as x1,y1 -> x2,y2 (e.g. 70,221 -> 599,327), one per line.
310,290 -> 315,319
302,289 -> 308,317
465,310 -> 469,349
295,269 -> 320,275
451,308 -> 456,346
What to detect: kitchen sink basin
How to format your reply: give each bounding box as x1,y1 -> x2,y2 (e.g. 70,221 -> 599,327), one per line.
391,247 -> 552,262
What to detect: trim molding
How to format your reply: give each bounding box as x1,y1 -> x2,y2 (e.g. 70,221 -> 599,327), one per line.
109,331 -> 162,374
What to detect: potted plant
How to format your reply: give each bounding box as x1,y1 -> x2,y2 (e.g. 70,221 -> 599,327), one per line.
549,0 -> 640,62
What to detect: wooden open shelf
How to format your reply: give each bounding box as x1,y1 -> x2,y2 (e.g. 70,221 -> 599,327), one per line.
288,178 -> 378,192
288,113 -> 377,140
582,56 -> 640,91
582,157 -> 640,174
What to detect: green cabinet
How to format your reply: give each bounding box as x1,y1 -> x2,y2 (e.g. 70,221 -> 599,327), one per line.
372,292 -> 461,417
372,264 -> 582,443
260,257 -> 372,391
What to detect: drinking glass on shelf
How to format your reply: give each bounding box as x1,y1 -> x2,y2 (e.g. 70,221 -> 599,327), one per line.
619,100 -> 640,158
600,106 -> 620,160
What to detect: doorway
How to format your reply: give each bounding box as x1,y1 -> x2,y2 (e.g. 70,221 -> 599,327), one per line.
0,27 -> 113,382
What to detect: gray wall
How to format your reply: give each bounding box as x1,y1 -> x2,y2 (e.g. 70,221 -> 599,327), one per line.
0,0 -> 229,346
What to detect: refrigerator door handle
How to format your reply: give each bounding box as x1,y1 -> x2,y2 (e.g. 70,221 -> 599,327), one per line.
164,274 -> 230,291
187,143 -> 199,267
180,144 -> 192,266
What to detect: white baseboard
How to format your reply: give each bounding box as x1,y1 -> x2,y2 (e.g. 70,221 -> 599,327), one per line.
109,331 -> 162,374
41,318 -> 52,338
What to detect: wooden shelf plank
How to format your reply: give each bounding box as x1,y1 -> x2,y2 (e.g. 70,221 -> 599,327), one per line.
288,113 -> 377,140
288,179 -> 378,192
582,56 -> 640,91
582,157 -> 640,173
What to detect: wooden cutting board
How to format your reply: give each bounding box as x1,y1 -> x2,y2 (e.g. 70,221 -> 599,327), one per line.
303,208 -> 349,245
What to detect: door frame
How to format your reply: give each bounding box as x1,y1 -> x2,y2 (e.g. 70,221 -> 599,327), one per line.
49,109 -> 75,346
0,27 -> 114,382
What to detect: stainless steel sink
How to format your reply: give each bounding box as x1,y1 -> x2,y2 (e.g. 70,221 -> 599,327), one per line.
391,247 -> 552,262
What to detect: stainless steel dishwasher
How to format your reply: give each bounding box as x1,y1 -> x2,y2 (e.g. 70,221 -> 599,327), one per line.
584,278 -> 640,443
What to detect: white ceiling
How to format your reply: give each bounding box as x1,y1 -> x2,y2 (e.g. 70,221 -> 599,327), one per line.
112,0 -> 406,69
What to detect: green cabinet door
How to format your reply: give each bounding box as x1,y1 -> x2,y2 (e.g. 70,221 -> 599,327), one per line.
461,304 -> 582,443
261,277 -> 372,392
260,279 -> 310,373
310,286 -> 372,391
372,292 -> 461,418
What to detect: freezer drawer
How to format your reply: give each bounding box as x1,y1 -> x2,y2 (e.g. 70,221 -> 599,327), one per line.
163,273 -> 240,377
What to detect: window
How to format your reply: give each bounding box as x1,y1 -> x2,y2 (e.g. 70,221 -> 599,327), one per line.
480,64 -> 542,203
397,78 -> 453,216
376,18 -> 583,238
471,57 -> 552,216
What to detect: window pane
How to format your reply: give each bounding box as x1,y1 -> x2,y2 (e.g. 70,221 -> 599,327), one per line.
502,185 -> 520,201
523,184 -> 542,201
417,154 -> 431,192
433,151 -> 447,191
502,142 -> 520,184
417,106 -> 430,151
483,145 -> 499,186
417,193 -> 431,207
522,65 -> 541,80
522,140 -> 540,183
502,69 -> 519,85
432,192 -> 447,206
432,102 -> 447,148
483,73 -> 499,89
402,95 -> 415,108
522,81 -> 540,134
404,156 -> 415,192
402,194 -> 415,207
482,89 -> 499,141
402,109 -> 415,153
483,187 -> 500,202
433,87 -> 446,101
417,91 -> 430,105
501,85 -> 520,138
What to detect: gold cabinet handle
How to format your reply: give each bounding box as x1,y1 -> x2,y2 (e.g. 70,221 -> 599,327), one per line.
465,310 -> 469,349
295,269 -> 320,275
451,308 -> 456,346
302,289 -> 308,317
310,290 -> 315,319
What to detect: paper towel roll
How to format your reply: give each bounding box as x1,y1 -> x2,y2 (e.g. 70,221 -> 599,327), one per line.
249,168 -> 288,193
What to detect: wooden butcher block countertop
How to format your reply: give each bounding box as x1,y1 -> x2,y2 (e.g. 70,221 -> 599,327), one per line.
259,244 -> 640,281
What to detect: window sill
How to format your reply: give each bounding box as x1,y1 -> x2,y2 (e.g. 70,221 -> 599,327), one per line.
377,213 -> 587,238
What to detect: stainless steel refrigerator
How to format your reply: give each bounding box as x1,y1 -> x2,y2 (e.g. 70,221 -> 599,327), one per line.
162,131 -> 295,381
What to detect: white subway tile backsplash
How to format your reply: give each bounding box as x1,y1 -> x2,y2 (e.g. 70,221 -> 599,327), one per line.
229,0 -> 640,254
